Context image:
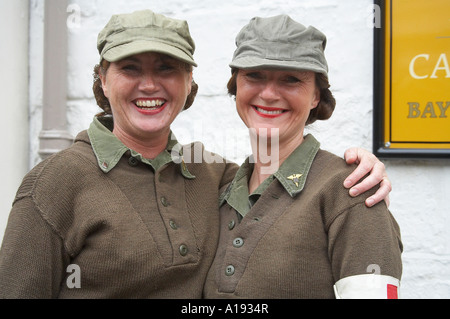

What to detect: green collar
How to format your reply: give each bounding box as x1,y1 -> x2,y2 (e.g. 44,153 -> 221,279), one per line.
87,116 -> 195,179
219,134 -> 320,218
273,134 -> 320,196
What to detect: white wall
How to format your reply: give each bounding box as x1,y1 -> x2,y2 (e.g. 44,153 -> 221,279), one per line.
3,0 -> 450,298
0,1 -> 29,244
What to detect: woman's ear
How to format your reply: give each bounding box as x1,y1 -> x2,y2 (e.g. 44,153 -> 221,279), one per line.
99,71 -> 108,98
188,72 -> 193,94
312,88 -> 320,109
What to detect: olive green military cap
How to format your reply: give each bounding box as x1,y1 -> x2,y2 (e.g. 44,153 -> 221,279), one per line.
97,9 -> 197,66
230,15 -> 328,77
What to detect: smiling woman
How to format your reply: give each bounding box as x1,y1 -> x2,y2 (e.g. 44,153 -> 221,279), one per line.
0,9 -> 239,299
203,14 -> 402,299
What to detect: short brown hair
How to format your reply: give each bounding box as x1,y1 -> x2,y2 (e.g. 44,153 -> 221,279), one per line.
226,68 -> 335,125
92,59 -> 198,116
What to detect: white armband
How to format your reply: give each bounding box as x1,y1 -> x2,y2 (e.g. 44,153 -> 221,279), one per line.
334,274 -> 400,299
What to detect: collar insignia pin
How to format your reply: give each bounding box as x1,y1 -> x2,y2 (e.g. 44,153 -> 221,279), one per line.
287,174 -> 303,187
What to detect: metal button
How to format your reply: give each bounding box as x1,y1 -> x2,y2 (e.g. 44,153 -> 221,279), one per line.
169,220 -> 178,230
228,219 -> 235,230
233,237 -> 244,248
128,156 -> 138,167
161,197 -> 169,207
225,265 -> 235,276
179,244 -> 188,256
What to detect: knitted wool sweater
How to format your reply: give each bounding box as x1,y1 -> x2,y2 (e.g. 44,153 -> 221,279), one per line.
204,143 -> 402,299
0,130 -> 237,298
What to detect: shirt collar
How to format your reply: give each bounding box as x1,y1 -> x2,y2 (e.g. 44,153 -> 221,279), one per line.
273,134 -> 320,197
218,158 -> 253,218
87,116 -> 195,179
220,134 -> 320,214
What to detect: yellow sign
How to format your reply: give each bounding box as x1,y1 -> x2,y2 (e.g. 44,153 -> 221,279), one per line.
378,0 -> 450,157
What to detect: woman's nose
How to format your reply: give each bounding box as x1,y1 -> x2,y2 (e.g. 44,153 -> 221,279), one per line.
139,73 -> 158,91
259,82 -> 279,102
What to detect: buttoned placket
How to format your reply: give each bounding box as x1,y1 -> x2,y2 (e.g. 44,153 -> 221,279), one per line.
216,184 -> 296,294
126,151 -> 198,267
218,206 -> 255,292
154,163 -> 198,266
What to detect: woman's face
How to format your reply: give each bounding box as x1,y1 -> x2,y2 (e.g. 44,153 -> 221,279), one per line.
235,69 -> 320,145
100,52 -> 192,141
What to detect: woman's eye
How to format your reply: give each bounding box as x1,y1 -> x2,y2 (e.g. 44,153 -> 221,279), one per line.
155,60 -> 178,72
284,76 -> 301,83
245,72 -> 263,80
158,64 -> 175,72
122,64 -> 139,72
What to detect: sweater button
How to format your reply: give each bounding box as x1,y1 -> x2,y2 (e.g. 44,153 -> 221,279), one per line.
225,265 -> 235,276
128,156 -> 139,167
161,197 -> 169,207
233,237 -> 244,248
179,244 -> 188,256
228,219 -> 235,230
169,220 -> 178,230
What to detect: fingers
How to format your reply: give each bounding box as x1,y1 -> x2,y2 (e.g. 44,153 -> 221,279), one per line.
348,173 -> 392,207
347,165 -> 382,196
343,158 -> 379,189
344,147 -> 360,165
343,147 -> 392,207
384,194 -> 390,207
365,177 -> 392,207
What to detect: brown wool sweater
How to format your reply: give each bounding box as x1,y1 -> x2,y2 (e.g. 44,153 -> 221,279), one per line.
204,149 -> 403,299
0,130 -> 237,298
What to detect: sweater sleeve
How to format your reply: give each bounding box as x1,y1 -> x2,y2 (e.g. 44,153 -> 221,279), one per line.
326,201 -> 403,299
0,195 -> 67,299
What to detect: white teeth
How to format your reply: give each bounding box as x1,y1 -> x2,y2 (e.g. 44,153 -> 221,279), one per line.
136,100 -> 165,108
256,107 -> 284,115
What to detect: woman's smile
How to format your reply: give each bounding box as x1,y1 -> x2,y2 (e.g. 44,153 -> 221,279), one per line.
134,98 -> 168,115
252,105 -> 288,118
